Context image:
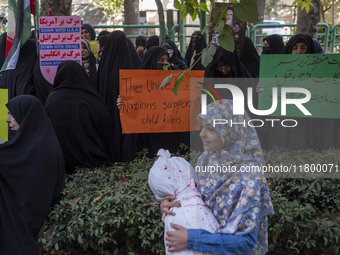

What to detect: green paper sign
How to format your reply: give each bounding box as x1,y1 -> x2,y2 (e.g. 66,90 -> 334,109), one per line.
259,54 -> 340,118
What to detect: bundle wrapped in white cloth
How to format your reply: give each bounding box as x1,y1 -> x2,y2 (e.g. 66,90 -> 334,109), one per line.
148,149 -> 220,255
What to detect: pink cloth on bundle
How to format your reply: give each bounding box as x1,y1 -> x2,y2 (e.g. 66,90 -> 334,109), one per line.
148,149 -> 220,255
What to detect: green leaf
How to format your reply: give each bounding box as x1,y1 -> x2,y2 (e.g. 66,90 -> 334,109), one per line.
132,171 -> 149,181
192,8 -> 197,20
163,62 -> 171,71
174,0 -> 181,10
202,23 -> 212,35
190,50 -> 197,68
41,238 -> 47,245
293,0 -> 314,12
180,5 -> 186,14
234,0 -> 259,23
214,20 -> 225,33
201,48 -> 212,68
207,43 -> 217,57
220,24 -> 232,36
199,3 -> 210,13
174,71 -> 186,96
201,44 -> 216,68
77,234 -> 84,244
219,26 -> 234,52
213,5 -> 228,24
160,73 -> 173,88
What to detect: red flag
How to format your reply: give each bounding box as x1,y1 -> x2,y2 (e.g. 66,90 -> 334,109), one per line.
30,0 -> 36,15
48,9 -> 53,16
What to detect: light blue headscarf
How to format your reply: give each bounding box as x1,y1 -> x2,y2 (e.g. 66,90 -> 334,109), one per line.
196,99 -> 274,255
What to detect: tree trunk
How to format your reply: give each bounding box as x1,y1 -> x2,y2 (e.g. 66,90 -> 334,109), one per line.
40,0 -> 72,16
255,0 -> 265,52
296,0 -> 320,38
255,0 -> 265,23
124,0 -> 140,43
155,0 -> 166,44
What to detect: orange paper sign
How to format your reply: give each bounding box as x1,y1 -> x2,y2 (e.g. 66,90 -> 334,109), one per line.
119,70 -> 204,134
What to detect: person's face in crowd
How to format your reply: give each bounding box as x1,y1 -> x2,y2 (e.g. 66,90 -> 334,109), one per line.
200,120 -> 223,151
81,28 -> 91,41
262,40 -> 271,54
163,45 -> 173,58
291,42 -> 308,54
156,53 -> 169,70
263,40 -> 270,48
81,43 -> 90,60
191,34 -> 199,42
157,54 -> 169,65
216,64 -> 231,76
191,34 -> 199,49
234,24 -> 240,32
6,112 -> 20,131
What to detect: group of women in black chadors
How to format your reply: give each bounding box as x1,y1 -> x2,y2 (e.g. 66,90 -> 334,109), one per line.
260,33 -> 336,149
0,21 -> 336,254
1,27 -> 336,173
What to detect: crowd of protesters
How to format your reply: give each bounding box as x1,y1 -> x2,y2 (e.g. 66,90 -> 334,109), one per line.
0,23 -> 337,167
0,21 -> 336,254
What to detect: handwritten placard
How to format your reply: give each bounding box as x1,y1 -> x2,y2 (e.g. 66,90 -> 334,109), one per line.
119,70 -> 204,134
0,89 -> 8,143
259,54 -> 340,118
39,16 -> 82,84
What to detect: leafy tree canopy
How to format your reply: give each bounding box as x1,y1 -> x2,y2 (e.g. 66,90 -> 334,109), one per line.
91,0 -> 124,14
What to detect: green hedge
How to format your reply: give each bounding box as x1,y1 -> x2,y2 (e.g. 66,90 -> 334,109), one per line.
42,149 -> 340,255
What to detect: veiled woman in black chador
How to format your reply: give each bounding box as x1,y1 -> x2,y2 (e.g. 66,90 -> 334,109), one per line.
136,35 -> 147,59
122,46 -> 170,161
262,34 -> 284,54
203,46 -> 261,142
264,33 -> 326,150
81,39 -> 97,86
205,46 -> 251,79
139,46 -> 169,70
204,46 -> 252,107
121,46 -> 189,161
0,95 -> 65,255
185,30 -> 207,70
45,61 -> 115,172
161,39 -> 188,70
146,35 -> 160,49
0,38 -> 37,100
97,31 -> 141,162
281,33 -> 316,54
240,37 -> 260,78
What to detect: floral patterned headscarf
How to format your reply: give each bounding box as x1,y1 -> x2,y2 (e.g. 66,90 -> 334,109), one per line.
196,99 -> 274,255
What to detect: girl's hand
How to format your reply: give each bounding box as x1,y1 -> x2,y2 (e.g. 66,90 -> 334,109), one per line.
160,195 -> 181,223
117,95 -> 123,109
166,223 -> 188,252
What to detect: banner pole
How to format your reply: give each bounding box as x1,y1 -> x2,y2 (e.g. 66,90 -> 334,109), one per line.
35,0 -> 40,55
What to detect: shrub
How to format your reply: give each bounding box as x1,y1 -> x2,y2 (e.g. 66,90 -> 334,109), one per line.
43,149 -> 340,255
44,151 -> 164,255
266,149 -> 340,254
